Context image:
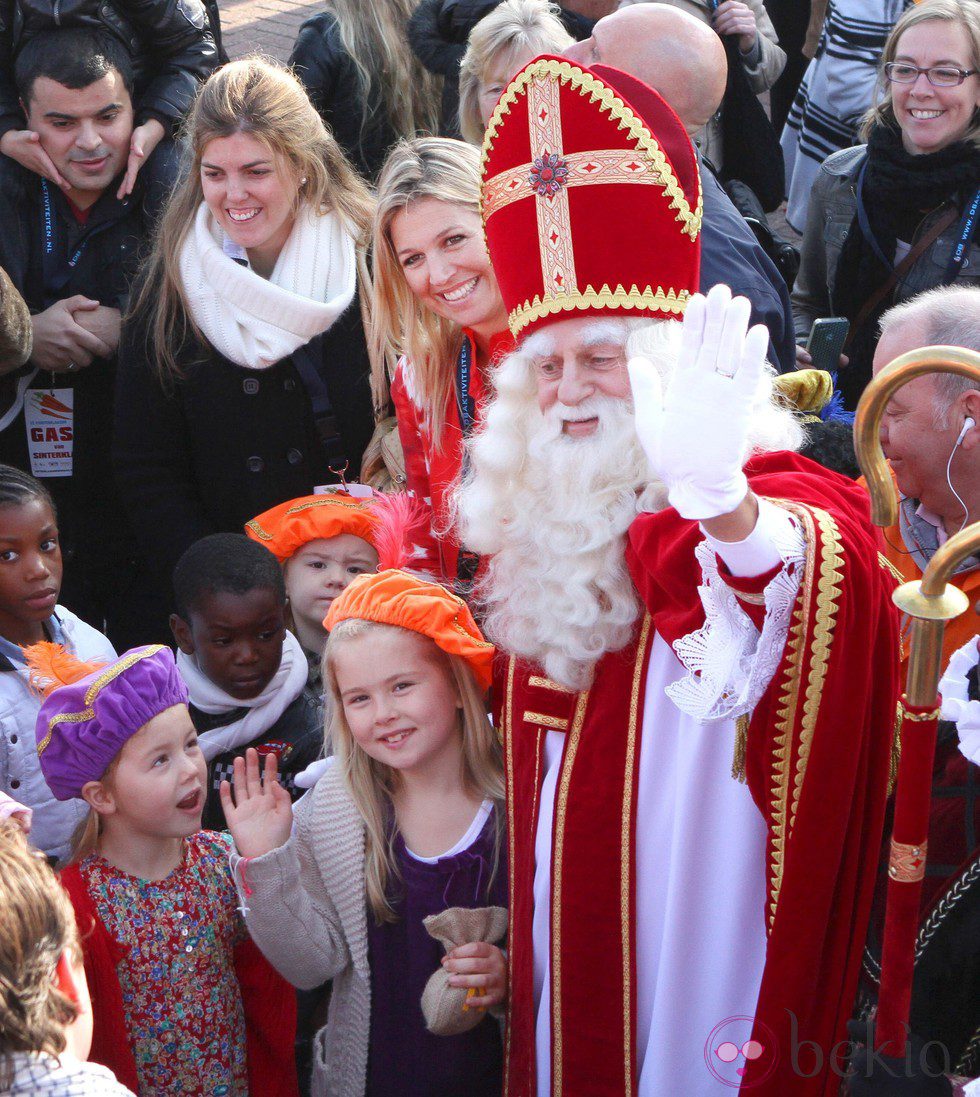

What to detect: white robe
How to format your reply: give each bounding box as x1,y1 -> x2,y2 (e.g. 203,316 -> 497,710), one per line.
530,503 -> 804,1095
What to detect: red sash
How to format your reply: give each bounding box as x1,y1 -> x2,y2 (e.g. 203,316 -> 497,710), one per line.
498,620 -> 655,1096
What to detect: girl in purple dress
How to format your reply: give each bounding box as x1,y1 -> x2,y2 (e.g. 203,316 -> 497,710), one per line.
222,569 -> 507,1097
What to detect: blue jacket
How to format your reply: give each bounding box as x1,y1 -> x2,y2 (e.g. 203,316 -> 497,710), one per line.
699,157 -> 797,372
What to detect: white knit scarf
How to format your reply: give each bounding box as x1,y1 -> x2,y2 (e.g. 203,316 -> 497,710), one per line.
179,630 -> 310,760
178,202 -> 357,369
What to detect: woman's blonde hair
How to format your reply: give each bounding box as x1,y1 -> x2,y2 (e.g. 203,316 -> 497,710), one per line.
861,0 -> 980,148
0,822 -> 81,1088
323,619 -> 504,923
130,56 -> 375,383
369,137 -> 485,436
458,0 -> 573,145
324,0 -> 441,145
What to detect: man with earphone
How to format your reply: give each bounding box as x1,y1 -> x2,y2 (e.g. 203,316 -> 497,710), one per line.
851,283 -> 980,1097
871,284 -> 980,678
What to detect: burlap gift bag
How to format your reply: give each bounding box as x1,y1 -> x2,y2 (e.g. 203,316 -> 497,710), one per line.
420,905 -> 508,1036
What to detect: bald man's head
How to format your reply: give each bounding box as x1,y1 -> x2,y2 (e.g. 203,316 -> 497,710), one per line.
564,5 -> 727,134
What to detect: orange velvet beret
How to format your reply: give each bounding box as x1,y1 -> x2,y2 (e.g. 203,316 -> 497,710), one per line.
323,569 -> 494,692
245,493 -> 379,563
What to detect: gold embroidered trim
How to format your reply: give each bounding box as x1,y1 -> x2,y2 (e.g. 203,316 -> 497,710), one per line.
37,646 -> 169,755
728,587 -> 767,607
528,73 -> 578,301
502,657 -> 516,1097
732,713 -> 750,783
508,283 -> 689,336
483,146 -> 688,219
795,506 -> 844,828
898,702 -> 940,722
244,519 -> 272,541
551,689 -> 589,1093
244,498 -> 368,542
765,519 -> 810,932
889,838 -> 927,882
889,702 -> 902,798
528,675 -> 575,692
523,710 -> 569,731
620,615 -> 650,1089
877,552 -> 904,584
482,59 -> 702,237
761,502 -> 845,931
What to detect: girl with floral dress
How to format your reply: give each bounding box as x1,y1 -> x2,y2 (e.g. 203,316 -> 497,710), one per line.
27,642 -> 297,1097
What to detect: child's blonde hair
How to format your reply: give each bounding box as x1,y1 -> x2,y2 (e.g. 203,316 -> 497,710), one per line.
323,619 -> 503,922
67,755 -> 120,864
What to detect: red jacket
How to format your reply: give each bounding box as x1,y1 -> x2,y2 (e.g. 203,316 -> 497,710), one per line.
61,860 -> 297,1096
391,328 -> 514,584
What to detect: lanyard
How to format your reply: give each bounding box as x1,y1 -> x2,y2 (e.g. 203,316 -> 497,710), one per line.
40,179 -> 120,300
454,335 -> 480,595
945,186 -> 980,281
856,159 -> 980,286
456,336 -> 475,437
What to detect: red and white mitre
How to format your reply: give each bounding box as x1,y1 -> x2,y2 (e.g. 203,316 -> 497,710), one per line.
480,56 -> 702,340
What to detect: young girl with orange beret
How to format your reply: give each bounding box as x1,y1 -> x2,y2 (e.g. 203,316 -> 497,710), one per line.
222,568 -> 507,1097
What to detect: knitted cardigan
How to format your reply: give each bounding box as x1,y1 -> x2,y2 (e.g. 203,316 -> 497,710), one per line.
230,763 -> 370,1097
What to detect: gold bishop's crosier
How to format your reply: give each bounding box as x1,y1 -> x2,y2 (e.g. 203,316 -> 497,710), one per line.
854,345 -> 980,1055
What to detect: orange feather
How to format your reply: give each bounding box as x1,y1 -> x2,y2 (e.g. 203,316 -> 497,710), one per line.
23,642 -> 107,697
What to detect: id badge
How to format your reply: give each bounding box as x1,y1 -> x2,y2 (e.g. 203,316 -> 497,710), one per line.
24,388 -> 73,477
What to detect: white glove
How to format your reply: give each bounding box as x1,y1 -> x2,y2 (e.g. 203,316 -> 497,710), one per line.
939,635 -> 980,766
628,283 -> 770,521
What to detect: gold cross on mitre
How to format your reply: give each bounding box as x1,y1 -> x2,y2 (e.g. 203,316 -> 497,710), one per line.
481,59 -> 702,311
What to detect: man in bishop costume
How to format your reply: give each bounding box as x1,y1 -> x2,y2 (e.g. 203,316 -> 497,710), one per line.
456,56 -> 902,1097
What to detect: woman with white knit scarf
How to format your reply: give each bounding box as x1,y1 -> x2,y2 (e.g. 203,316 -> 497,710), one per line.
113,58 -> 377,611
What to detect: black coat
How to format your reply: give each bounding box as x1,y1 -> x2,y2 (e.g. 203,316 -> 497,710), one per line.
0,0 -> 220,140
699,158 -> 797,373
113,292 -> 375,601
289,11 -> 398,181
0,159 -> 164,646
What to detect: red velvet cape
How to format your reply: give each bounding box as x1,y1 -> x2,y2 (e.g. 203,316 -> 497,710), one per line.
495,451 -> 901,1096
61,861 -> 298,1096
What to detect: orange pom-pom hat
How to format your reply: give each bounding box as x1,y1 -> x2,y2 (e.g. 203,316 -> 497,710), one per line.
323,570 -> 495,692
245,491 -> 381,564
480,56 -> 702,340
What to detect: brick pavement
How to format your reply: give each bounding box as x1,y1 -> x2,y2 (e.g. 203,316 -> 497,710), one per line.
220,0 -> 320,63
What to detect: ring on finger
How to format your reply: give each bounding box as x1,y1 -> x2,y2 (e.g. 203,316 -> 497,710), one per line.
66,361 -> 77,371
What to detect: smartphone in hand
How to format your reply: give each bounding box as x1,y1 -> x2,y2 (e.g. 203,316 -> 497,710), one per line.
806,317 -> 849,373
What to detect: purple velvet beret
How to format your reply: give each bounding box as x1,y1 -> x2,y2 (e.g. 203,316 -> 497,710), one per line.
36,645 -> 189,801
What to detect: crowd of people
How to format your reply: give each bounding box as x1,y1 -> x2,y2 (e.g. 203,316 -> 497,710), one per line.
0,0 -> 977,1095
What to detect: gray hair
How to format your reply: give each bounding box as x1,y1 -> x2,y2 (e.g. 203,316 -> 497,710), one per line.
879,286 -> 980,423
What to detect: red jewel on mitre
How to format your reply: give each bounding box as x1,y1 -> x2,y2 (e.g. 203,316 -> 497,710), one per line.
480,56 -> 702,340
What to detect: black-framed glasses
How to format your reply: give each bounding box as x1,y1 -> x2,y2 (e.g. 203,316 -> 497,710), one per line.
884,61 -> 979,87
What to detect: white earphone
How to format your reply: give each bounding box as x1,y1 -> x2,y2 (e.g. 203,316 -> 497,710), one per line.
955,416 -> 976,447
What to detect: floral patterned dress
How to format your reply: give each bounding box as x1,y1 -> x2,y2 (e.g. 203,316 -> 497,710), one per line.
78,831 -> 248,1096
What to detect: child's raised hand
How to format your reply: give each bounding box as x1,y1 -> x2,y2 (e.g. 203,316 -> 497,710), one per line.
220,748 -> 293,859
442,941 -> 508,1011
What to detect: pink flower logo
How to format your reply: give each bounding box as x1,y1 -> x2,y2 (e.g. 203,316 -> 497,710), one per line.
704,1016 -> 779,1088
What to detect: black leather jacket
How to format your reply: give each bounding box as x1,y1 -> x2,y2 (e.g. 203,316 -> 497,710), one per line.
0,0 -> 220,138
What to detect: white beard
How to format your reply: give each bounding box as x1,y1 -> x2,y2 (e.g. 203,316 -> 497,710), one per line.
455,316 -> 802,691
462,393 -> 661,690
